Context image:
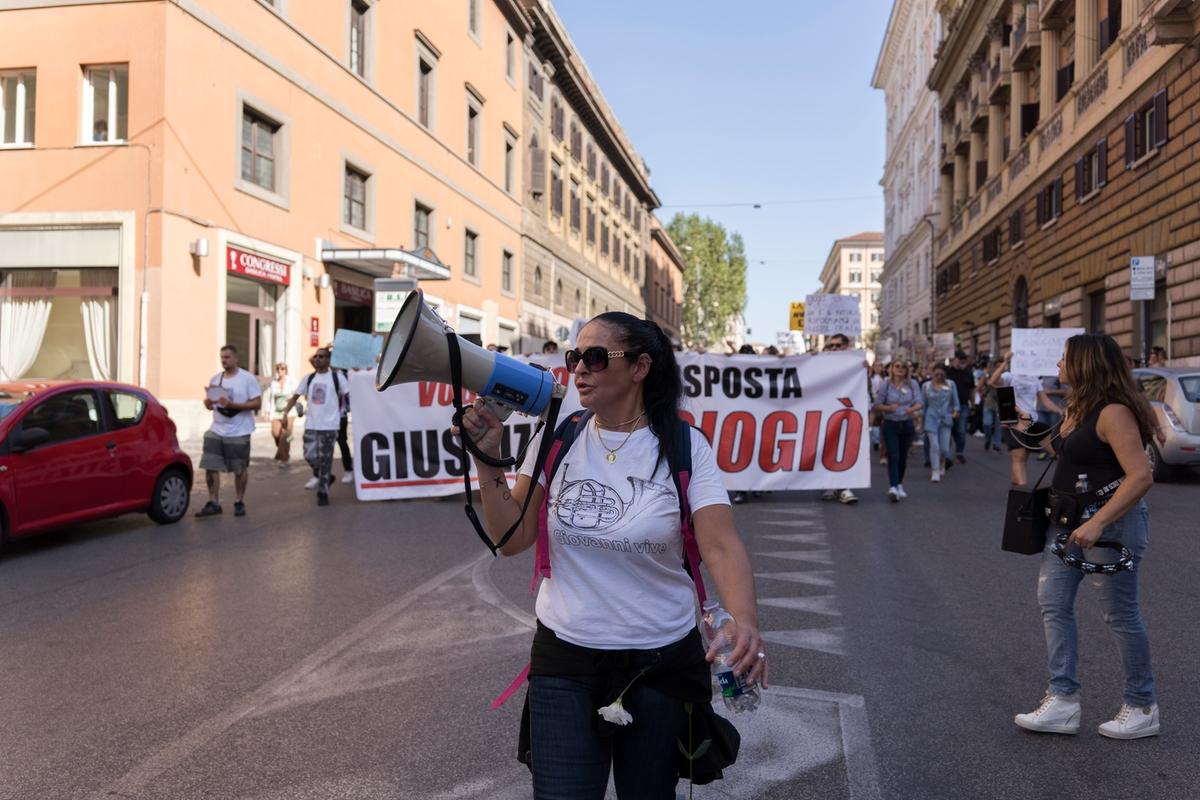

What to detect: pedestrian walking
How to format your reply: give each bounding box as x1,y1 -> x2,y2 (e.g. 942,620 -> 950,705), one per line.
284,348 -> 347,507
944,350 -> 975,464
979,360 -> 1004,452
1010,333 -> 1161,739
335,368 -> 354,484
869,361 -> 887,465
267,362 -> 297,466
457,313 -> 765,798
1148,345 -> 1167,367
989,353 -> 1060,485
922,365 -> 960,483
873,360 -> 923,501
820,333 -> 858,504
196,344 -> 262,518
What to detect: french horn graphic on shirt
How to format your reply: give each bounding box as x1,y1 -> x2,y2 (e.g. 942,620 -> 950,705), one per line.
553,463 -> 675,534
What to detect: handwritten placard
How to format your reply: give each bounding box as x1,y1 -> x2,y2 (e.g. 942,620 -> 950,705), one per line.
1011,327 -> 1084,376
803,293 -> 861,337
331,328 -> 383,370
932,333 -> 956,360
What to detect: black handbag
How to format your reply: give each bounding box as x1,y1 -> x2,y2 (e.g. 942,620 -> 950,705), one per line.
1001,458 -> 1055,555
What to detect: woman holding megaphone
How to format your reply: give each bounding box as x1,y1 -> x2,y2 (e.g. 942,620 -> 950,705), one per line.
456,313 -> 764,798
1007,333 -> 1161,740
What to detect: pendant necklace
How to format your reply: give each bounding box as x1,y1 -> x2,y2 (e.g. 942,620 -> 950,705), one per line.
595,412 -> 645,463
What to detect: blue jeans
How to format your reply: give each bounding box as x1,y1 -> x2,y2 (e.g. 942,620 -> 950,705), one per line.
528,675 -> 685,799
882,419 -> 915,488
982,407 -> 1003,449
927,424 -> 952,470
1037,501 -> 1155,706
951,410 -> 967,455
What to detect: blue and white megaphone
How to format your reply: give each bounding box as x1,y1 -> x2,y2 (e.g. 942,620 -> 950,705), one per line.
376,289 -> 563,421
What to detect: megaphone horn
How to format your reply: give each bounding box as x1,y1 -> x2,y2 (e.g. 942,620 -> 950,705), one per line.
376,289 -> 562,419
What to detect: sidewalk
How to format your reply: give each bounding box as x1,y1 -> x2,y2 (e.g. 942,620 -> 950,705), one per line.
178,419 -> 312,468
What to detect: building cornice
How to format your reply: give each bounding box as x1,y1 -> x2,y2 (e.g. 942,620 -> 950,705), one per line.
927,0 -> 1003,91
650,219 -> 685,268
872,0 -> 915,89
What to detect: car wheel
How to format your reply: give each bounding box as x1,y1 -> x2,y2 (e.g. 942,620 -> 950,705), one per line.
1146,442 -> 1173,482
149,469 -> 190,524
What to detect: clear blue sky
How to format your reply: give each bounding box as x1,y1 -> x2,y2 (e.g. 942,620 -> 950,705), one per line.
555,0 -> 894,343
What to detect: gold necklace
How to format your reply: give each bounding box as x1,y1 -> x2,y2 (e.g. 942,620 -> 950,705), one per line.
594,413 -> 645,463
595,411 -> 646,430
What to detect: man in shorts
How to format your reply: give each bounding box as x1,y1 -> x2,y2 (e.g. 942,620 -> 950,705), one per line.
196,344 -> 262,518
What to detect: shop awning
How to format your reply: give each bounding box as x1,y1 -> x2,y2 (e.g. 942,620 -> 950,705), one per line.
320,246 -> 451,281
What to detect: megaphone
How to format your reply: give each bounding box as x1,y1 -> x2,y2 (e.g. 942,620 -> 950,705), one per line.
376,289 -> 562,420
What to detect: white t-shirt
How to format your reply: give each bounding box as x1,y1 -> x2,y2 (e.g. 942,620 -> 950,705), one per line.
1001,372 -> 1043,422
294,371 -> 347,431
207,369 -> 262,437
519,419 -> 730,650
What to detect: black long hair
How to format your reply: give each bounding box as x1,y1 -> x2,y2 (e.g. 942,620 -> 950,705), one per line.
594,312 -> 682,478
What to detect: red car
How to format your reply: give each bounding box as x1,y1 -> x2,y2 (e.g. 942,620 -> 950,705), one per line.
0,381 -> 193,543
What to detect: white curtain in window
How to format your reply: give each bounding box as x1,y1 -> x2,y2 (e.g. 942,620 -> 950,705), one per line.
0,271 -> 54,380
80,269 -> 117,381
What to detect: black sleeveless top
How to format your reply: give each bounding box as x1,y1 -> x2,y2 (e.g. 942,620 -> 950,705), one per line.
1051,406 -> 1126,496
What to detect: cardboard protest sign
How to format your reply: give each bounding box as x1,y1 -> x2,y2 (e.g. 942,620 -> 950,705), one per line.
803,293 -> 861,337
1011,328 -> 1085,376
331,329 -> 383,370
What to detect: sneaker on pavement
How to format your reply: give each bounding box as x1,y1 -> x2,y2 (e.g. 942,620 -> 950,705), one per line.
341,473 -> 354,484
1014,694 -> 1082,734
1098,703 -> 1160,740
233,501 -> 246,517
931,471 -> 941,482
304,476 -> 320,490
821,490 -> 836,501
957,454 -> 967,464
731,491 -> 748,504
317,492 -> 330,507
837,489 -> 858,504
194,501 -> 222,518
897,485 -> 908,499
887,487 -> 899,502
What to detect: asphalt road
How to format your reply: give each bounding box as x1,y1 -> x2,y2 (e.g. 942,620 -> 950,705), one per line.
0,440 -> 1196,800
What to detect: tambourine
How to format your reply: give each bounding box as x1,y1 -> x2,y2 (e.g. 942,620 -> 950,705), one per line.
1050,531 -> 1134,575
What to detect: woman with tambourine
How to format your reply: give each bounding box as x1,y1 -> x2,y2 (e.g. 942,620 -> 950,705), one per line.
1006,333 -> 1160,739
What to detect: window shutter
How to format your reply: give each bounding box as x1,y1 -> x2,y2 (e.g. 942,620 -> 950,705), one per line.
1075,157 -> 1085,201
530,148 -> 546,195
1097,138 -> 1108,186
1053,177 -> 1063,218
1124,114 -> 1136,167
1153,89 -> 1168,148
1036,191 -> 1045,226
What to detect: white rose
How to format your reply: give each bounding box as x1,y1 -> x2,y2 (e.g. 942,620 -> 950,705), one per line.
597,698 -> 633,726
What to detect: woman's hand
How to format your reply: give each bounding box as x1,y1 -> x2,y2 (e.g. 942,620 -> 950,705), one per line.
1068,517 -> 1104,548
450,398 -> 505,459
706,621 -> 769,689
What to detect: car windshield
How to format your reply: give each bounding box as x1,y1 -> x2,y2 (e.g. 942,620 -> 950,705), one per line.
1179,375 -> 1200,403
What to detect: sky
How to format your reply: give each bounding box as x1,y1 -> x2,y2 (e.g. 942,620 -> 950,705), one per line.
554,0 -> 895,344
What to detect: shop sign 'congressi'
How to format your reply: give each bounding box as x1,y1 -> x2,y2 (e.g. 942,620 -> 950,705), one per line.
227,246 -> 291,286
348,351 -> 871,496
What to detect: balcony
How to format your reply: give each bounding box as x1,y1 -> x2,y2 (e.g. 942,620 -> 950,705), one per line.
1147,0 -> 1200,43
969,93 -> 989,132
1039,0 -> 1070,28
988,50 -> 1012,102
1012,5 -> 1041,70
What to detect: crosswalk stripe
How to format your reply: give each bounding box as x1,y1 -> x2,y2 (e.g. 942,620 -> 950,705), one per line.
754,549 -> 833,565
754,570 -> 836,587
759,595 -> 841,616
761,532 -> 828,544
761,519 -> 819,528
763,627 -> 847,656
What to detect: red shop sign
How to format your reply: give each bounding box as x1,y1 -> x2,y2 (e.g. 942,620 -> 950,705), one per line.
227,246 -> 291,286
333,279 -> 374,306
310,317 -> 320,346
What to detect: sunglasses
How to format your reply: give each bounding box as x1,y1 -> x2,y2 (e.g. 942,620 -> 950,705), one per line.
564,347 -> 633,373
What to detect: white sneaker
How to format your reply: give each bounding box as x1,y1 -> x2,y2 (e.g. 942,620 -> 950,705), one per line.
1014,694 -> 1081,734
1098,703 -> 1160,740
887,487 -> 899,502
341,473 -> 354,484
931,471 -> 941,483
304,476 -> 320,490
821,490 -> 836,501
896,485 -> 908,499
837,489 -> 858,504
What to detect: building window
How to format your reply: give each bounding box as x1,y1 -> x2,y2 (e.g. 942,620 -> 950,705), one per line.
550,160 -> 563,218
586,144 -> 596,179
623,194 -> 631,221
575,287 -> 582,314
464,229 -> 477,278
1088,288 -> 1106,333
82,64 -> 128,143
467,0 -> 480,38
0,69 -> 36,146
502,250 -> 513,293
1055,62 -> 1074,103
600,162 -> 610,196
1035,177 -> 1063,227
870,252 -> 883,262
503,130 -> 516,193
414,202 -> 432,249
465,91 -> 483,167
1076,138 -> 1108,200
528,62 -> 543,101
1009,208 -> 1024,247
623,245 -> 630,274
533,265 -> 542,296
505,31 -> 516,81
1126,90 -> 1168,166
982,227 -> 1001,264
871,268 -> 882,282
586,202 -> 596,245
570,122 -> 582,161
613,182 -> 621,211
241,108 -> 278,191
555,278 -> 562,307
849,270 -> 862,284
634,255 -> 640,281
1013,277 -> 1030,328
569,179 -> 581,232
551,98 -> 564,141
848,252 -> 861,262
600,218 -> 609,256
349,0 -> 369,78
417,51 -> 436,129
344,165 -> 369,231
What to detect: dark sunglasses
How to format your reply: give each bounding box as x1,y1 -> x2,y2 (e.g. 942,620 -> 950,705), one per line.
564,347 -> 633,373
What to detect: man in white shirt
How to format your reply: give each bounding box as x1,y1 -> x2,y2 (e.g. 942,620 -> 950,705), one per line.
989,351 -> 1058,486
285,348 -> 348,506
196,344 -> 263,518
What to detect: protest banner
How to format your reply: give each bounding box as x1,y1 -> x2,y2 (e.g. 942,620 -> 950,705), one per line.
1011,327 -> 1085,376
803,293 -> 861,338
350,351 -> 870,498
331,329 -> 383,370
932,333 -> 956,360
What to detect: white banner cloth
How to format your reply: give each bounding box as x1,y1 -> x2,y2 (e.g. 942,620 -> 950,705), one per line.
351,351 -> 871,498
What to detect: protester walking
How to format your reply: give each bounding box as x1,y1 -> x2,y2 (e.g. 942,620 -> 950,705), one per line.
196,345 -> 262,518
284,348 -> 347,507
874,360 -> 923,501
944,350 -> 975,464
335,368 -> 354,483
922,365 -> 960,483
267,362 -> 297,466
821,333 -> 858,504
979,361 -> 1004,452
869,360 -> 887,465
990,353 -> 1060,485
457,313 -> 764,798
1009,333 -> 1161,740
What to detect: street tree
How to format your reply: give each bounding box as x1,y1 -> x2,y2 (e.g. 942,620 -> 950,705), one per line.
667,213 -> 747,350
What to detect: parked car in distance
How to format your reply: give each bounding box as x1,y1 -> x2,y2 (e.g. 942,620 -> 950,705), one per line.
0,381 -> 193,543
1134,367 -> 1200,481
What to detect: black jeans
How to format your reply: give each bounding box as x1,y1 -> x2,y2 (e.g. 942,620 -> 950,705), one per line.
337,414 -> 352,470
882,418 -> 915,487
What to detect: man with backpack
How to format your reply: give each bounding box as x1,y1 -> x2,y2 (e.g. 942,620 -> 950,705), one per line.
283,348 -> 348,506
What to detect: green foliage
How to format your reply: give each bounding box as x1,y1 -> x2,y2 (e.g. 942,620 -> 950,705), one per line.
666,213 -> 748,350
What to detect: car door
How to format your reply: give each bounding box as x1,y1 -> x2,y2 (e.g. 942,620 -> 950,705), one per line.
101,389 -> 155,509
7,389 -> 114,536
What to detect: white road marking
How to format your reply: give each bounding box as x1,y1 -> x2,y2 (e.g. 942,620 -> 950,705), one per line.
754,570 -> 837,587
754,549 -> 834,565
759,595 -> 842,616
761,518 -> 820,527
762,531 -> 829,544
762,627 -> 847,656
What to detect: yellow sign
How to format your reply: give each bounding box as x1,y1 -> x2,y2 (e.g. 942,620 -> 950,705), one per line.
789,302 -> 805,331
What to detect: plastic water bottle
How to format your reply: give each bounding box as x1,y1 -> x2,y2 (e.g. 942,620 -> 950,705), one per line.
701,600 -> 760,713
1074,473 -> 1093,521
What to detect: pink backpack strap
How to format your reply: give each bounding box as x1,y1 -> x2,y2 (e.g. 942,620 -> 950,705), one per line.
491,662 -> 531,709
677,469 -> 707,605
530,438 -> 563,592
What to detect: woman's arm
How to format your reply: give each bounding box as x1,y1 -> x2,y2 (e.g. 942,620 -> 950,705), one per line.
1068,404 -> 1153,547
989,353 -> 1012,388
693,504 -> 767,689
